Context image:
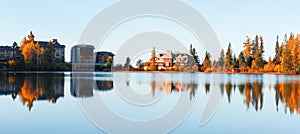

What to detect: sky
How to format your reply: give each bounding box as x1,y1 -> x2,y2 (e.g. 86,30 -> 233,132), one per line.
1,0 -> 300,62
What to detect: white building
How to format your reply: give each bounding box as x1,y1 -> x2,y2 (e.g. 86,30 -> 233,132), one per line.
172,51 -> 191,66
154,51 -> 193,70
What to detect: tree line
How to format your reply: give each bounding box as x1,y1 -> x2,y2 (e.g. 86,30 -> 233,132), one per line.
205,33 -> 300,74
117,33 -> 300,74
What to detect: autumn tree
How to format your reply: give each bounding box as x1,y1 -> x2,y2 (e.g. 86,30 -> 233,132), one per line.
289,33 -> 299,73
252,35 -> 259,59
190,44 -> 200,66
136,59 -> 143,69
19,31 -> 44,70
244,36 -> 252,68
7,59 -> 16,70
256,36 -> 265,68
203,51 -> 212,70
149,47 -> 158,71
225,43 -> 233,69
217,49 -> 225,71
280,34 -> 292,73
238,51 -> 246,67
233,54 -> 239,68
173,61 -> 179,71
249,35 -> 265,70
297,35 -> 300,74
273,36 -> 281,65
264,57 -> 275,72
123,57 -> 132,70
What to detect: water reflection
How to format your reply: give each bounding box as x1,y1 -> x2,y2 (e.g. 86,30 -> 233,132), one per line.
0,74 -> 23,100
70,73 -> 94,97
223,81 -> 264,111
96,81 -> 113,92
0,73 -> 64,110
0,73 -> 300,115
70,73 -> 114,98
275,80 -> 300,114
119,73 -> 198,101
150,81 -> 198,100
213,78 -> 300,114
216,80 -> 264,111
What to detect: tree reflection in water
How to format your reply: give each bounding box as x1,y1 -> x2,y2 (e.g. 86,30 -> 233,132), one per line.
0,73 -> 64,111
219,80 -> 264,111
216,79 -> 300,114
0,73 -> 300,115
274,81 -> 300,114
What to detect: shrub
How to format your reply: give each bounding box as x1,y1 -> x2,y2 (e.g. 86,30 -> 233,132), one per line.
205,67 -> 213,73
274,65 -> 281,72
296,64 -> 300,74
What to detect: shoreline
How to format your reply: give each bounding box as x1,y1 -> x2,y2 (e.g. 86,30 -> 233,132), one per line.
2,70 -> 299,75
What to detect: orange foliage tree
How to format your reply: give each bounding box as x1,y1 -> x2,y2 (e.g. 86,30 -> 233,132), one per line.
19,32 -> 44,68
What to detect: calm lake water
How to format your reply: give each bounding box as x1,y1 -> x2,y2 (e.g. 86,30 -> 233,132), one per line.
0,72 -> 300,134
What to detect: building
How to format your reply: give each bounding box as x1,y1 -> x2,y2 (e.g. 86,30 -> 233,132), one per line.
35,39 -> 65,61
0,46 -> 15,62
172,51 -> 191,66
156,51 -> 173,70
24,31 -> 65,62
71,44 -> 95,71
0,42 -> 21,62
94,51 -> 114,71
154,51 -> 193,70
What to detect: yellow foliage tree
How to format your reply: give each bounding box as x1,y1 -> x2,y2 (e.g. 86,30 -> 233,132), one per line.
274,65 -> 281,72
8,59 -> 15,65
263,57 -> 275,72
243,36 -> 252,68
251,60 -> 258,71
289,33 -> 299,72
19,32 -> 44,65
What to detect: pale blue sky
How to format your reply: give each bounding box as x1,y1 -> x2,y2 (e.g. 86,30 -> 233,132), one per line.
1,0 -> 300,62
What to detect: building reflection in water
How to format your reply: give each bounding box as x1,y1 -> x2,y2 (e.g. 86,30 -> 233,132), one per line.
65,72 -> 300,115
70,73 -> 114,98
1,72 -> 300,115
0,74 -> 23,100
150,81 -> 198,100
95,80 -> 113,92
71,73 -> 94,98
147,73 -> 198,100
0,73 -> 64,111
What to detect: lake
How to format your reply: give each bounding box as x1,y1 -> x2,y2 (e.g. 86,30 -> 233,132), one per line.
0,72 -> 300,134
